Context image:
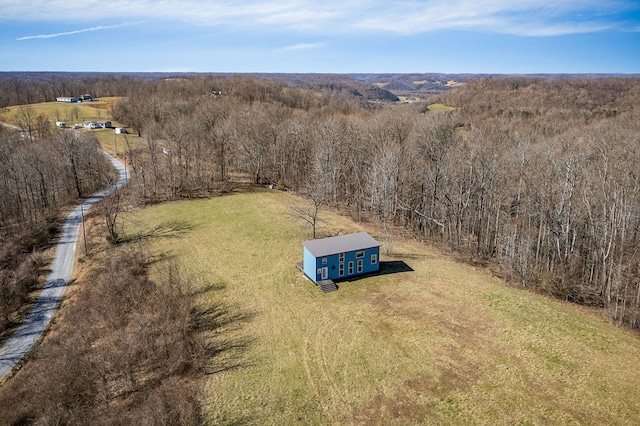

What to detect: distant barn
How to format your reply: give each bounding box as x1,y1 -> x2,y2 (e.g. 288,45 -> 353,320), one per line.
302,232 -> 380,288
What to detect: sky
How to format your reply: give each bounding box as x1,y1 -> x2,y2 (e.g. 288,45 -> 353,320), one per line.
1,0 -> 639,74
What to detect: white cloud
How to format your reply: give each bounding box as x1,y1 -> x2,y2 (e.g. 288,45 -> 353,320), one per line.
17,23 -> 130,40
353,0 -> 628,36
2,0 -> 638,37
280,42 -> 326,51
508,23 -> 613,37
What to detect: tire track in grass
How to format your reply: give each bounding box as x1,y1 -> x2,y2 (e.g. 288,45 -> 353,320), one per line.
300,306 -> 346,424
314,310 -> 343,419
301,335 -> 325,412
340,323 -> 363,408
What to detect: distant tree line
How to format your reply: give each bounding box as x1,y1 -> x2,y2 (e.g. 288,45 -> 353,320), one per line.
113,75 -> 640,330
0,73 -> 142,108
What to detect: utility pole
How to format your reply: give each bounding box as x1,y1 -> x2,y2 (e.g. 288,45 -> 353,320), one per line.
81,204 -> 88,256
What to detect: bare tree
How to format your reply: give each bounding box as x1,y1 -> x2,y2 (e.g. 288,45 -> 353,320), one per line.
16,105 -> 35,141
290,177 -> 325,239
102,185 -> 123,243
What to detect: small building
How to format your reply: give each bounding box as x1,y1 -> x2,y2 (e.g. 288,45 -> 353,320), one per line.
302,232 -> 380,284
84,120 -> 112,129
80,94 -> 93,101
56,96 -> 79,103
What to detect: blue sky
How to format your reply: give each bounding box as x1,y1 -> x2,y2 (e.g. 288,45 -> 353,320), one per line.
1,1 -> 639,73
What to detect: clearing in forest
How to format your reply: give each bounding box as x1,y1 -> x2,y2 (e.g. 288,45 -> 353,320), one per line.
0,97 -> 121,127
124,190 -> 640,425
426,103 -> 456,112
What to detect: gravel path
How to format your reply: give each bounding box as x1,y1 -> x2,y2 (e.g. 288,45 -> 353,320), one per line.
0,153 -> 128,379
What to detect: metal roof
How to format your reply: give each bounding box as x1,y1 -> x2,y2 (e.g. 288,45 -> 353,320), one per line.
303,232 -> 380,257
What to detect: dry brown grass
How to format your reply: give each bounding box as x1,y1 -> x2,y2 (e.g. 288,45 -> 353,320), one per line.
0,205 -> 206,425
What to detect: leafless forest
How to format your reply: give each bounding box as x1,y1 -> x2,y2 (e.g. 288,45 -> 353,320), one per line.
0,248 -> 208,424
0,127 -> 109,333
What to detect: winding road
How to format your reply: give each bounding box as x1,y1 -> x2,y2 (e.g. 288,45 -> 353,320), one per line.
0,153 -> 128,379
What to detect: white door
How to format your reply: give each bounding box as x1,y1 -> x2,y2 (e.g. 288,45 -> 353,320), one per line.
321,267 -> 328,280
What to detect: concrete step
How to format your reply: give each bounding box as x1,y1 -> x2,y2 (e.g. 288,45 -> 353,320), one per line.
318,279 -> 338,293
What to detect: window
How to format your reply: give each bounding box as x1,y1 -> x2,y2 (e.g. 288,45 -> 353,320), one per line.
348,261 -> 354,275
371,254 -> 377,265
356,251 -> 364,258
339,252 -> 345,262
357,259 -> 363,273
339,263 -> 344,276
322,257 -> 327,265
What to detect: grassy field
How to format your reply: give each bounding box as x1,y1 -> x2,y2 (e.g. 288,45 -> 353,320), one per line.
0,97 -> 143,157
123,190 -> 640,425
92,128 -> 142,156
0,97 -> 121,128
427,103 -> 456,112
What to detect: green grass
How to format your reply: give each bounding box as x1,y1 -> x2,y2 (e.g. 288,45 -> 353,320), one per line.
93,128 -> 142,157
427,103 -> 456,112
0,97 -> 121,128
0,98 -> 142,158
123,190 -> 640,425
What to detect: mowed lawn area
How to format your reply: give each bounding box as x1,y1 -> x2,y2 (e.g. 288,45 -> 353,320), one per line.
0,97 -> 121,126
124,190 -> 640,425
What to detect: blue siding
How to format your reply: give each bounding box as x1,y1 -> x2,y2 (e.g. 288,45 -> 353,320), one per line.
303,245 -> 380,283
303,247 -> 316,281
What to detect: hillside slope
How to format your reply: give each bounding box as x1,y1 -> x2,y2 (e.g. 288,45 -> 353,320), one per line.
125,190 -> 640,425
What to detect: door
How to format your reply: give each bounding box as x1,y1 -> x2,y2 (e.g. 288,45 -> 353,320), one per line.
321,267 -> 328,280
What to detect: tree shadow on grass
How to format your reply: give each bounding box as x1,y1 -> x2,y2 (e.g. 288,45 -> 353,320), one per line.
118,220 -> 195,244
191,283 -> 257,376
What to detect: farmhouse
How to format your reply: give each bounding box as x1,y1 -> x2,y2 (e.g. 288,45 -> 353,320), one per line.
56,96 -> 79,103
302,232 -> 380,288
83,120 -> 112,129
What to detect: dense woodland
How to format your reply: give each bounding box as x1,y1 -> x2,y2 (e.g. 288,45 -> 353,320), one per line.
0,126 -> 109,333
